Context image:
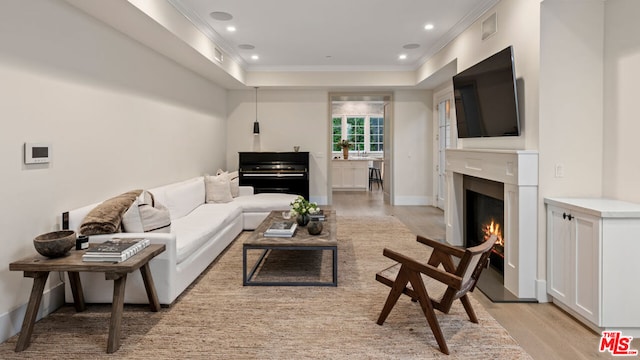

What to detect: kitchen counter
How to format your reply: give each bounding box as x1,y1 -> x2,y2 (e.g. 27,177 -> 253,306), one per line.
332,156 -> 382,161
332,159 -> 369,190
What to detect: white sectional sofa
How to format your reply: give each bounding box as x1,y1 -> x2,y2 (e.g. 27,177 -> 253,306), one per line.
63,176 -> 298,305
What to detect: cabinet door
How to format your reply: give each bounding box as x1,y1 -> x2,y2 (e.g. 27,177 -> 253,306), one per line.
332,162 -> 343,188
343,165 -> 356,187
354,163 -> 369,188
547,205 -> 571,304
572,212 -> 600,325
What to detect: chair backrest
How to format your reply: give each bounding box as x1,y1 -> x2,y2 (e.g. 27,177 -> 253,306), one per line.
458,234 -> 498,290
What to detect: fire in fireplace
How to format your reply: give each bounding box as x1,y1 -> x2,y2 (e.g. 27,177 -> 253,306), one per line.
463,176 -> 504,273
482,220 -> 505,273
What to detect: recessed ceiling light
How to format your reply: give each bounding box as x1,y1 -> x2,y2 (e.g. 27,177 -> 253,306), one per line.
398,54 -> 407,60
226,26 -> 236,32
251,55 -> 259,60
424,23 -> 435,30
238,44 -> 255,50
403,43 -> 420,50
210,11 -> 233,21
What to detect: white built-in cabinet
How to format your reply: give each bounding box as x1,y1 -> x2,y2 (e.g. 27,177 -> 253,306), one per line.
332,160 -> 368,190
545,198 -> 640,335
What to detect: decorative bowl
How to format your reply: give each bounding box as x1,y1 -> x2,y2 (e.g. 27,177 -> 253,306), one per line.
33,230 -> 76,258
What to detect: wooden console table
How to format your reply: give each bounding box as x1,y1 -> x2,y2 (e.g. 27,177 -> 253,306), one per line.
9,243 -> 165,353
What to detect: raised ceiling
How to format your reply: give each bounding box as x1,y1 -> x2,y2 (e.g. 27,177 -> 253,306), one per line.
64,0 -> 499,89
170,0 -> 499,72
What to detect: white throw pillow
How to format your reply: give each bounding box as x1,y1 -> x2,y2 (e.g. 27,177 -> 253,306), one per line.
122,198 -> 143,233
216,169 -> 240,198
205,173 -> 233,203
122,190 -> 171,233
229,171 -> 240,198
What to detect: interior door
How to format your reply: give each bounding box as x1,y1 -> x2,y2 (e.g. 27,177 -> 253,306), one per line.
435,96 -> 452,209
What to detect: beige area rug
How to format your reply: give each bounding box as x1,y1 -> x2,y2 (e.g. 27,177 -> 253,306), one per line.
0,216 -> 531,359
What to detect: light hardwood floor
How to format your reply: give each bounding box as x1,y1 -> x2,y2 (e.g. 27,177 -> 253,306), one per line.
332,190 -> 631,360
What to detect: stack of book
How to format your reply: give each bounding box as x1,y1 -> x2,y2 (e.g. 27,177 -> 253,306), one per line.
309,210 -> 325,221
82,238 -> 150,263
264,221 -> 297,238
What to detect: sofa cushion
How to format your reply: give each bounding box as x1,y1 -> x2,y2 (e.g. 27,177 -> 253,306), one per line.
232,193 -> 299,212
205,174 -> 233,203
165,178 -> 205,221
170,203 -> 242,264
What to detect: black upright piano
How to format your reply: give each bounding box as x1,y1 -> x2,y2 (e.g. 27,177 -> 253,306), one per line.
238,152 -> 309,200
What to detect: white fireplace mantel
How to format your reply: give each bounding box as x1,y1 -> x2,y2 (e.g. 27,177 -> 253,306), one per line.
445,148 -> 542,301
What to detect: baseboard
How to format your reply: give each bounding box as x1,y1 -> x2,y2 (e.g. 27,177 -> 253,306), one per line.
0,279 -> 65,344
536,279 -> 549,303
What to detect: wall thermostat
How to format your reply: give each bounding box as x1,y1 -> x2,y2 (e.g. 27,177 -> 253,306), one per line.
24,143 -> 51,164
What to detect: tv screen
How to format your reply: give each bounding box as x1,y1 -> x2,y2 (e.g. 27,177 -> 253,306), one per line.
453,46 -> 520,138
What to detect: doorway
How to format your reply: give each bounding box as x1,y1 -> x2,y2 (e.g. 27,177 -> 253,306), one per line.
328,93 -> 393,207
434,88 -> 454,210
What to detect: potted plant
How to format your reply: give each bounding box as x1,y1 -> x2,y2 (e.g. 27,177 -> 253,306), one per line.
290,195 -> 319,226
340,139 -> 351,159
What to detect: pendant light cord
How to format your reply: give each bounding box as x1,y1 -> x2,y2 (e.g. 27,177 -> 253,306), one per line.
255,87 -> 258,122
253,87 -> 260,135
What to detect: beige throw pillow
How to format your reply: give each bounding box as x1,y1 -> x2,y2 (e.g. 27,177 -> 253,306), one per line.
229,171 -> 240,198
122,190 -> 171,233
205,174 -> 233,203
216,169 -> 240,198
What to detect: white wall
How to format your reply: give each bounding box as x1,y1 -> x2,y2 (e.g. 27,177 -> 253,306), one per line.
392,90 -> 434,205
0,0 -> 226,341
603,0 -> 640,203
538,0 -> 605,288
539,0 -> 605,199
225,90 -> 330,204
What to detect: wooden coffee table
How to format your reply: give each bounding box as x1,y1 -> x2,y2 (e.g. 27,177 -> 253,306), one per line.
9,243 -> 165,353
243,210 -> 337,286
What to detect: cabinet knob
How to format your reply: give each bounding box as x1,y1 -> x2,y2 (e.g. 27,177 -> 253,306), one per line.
563,212 -> 574,221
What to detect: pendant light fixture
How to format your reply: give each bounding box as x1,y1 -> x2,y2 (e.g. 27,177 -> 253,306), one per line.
253,87 -> 260,135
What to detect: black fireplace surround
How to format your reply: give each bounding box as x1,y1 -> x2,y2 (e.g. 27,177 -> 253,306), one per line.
463,175 -> 504,273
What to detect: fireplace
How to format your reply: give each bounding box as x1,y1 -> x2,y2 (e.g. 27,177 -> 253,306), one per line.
445,149 -> 542,302
464,176 -> 504,274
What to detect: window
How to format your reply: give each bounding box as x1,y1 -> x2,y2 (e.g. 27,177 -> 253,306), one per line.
332,115 -> 384,153
347,117 -> 365,151
332,117 -> 342,151
369,117 -> 384,152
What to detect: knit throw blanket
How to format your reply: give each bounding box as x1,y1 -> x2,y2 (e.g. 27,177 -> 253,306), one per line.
79,190 -> 143,235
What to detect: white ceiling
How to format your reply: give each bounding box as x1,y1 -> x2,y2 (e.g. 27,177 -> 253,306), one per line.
169,0 -> 499,72
63,0 -> 499,89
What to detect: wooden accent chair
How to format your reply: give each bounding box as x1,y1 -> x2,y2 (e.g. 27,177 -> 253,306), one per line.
375,234 -> 498,355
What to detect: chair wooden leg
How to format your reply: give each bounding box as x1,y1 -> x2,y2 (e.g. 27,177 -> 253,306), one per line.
376,265 -> 410,325
408,271 -> 450,355
460,294 -> 478,323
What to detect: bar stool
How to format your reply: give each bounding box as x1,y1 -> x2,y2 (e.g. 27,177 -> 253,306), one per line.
369,160 -> 383,190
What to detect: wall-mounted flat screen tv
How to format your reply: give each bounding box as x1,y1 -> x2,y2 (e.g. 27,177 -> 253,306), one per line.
453,46 -> 520,138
